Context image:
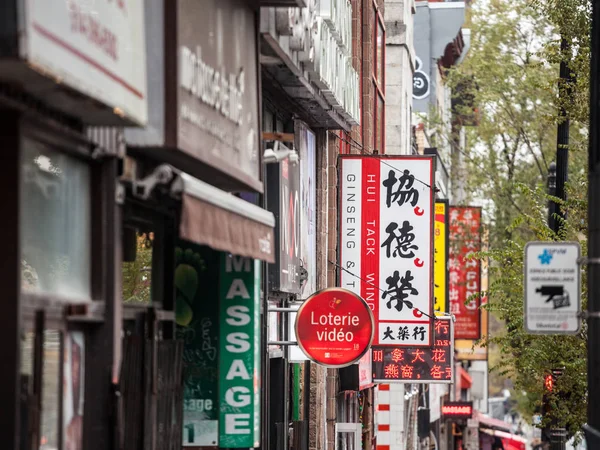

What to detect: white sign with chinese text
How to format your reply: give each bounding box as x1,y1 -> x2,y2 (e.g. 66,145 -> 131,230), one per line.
340,156 -> 435,346
25,0 -> 148,125
524,241 -> 581,334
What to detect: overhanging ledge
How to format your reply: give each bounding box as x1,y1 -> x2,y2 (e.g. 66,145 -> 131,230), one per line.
171,173 -> 275,263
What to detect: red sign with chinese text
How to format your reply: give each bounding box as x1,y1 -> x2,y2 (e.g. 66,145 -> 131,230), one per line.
295,288 -> 374,367
449,206 -> 482,340
371,317 -> 453,383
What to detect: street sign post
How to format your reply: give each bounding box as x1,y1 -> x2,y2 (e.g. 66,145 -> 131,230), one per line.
524,241 -> 581,335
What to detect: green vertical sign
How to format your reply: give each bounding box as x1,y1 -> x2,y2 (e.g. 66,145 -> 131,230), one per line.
219,254 -> 261,448
176,242 -> 220,447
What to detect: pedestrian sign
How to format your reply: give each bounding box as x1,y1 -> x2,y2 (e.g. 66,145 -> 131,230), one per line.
524,241 -> 581,334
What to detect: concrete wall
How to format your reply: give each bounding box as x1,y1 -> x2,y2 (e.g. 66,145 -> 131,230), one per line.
385,0 -> 415,155
413,1 -> 465,114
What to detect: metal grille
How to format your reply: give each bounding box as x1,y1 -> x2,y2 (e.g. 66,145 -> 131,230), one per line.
155,340 -> 184,450
121,336 -> 145,450
120,335 -> 184,450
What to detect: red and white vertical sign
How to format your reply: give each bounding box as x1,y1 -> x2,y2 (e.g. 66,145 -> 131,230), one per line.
340,156 -> 435,346
449,206 -> 482,340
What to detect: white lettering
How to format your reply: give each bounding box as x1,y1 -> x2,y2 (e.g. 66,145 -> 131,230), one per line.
226,279 -> 250,299
226,333 -> 251,353
225,386 -> 251,407
226,360 -> 251,380
225,414 -> 251,435
180,45 -> 245,125
226,306 -> 251,326
226,256 -> 252,273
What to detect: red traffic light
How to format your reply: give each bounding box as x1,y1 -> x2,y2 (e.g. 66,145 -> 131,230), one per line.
544,374 -> 554,392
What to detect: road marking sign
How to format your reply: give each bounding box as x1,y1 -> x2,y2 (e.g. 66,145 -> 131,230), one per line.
524,241 -> 581,334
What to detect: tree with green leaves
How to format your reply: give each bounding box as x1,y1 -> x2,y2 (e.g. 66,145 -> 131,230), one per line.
447,0 -> 590,437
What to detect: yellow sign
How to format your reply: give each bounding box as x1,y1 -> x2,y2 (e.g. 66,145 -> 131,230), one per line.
434,201 -> 448,313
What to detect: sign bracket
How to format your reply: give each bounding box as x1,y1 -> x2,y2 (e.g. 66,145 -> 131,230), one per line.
268,341 -> 298,346
268,307 -> 299,313
577,256 -> 600,265
578,311 -> 600,319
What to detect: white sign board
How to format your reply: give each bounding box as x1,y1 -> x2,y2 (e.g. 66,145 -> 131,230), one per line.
340,156 -> 435,346
25,0 -> 148,125
524,241 -> 581,334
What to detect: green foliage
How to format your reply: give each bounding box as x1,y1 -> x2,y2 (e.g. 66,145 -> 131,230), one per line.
448,0 -> 591,435
122,233 -> 153,304
481,185 -> 587,435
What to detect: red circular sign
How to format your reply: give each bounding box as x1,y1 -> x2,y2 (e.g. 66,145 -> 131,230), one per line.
295,288 -> 374,367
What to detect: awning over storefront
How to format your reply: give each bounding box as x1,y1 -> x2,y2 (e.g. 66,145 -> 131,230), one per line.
460,367 -> 472,389
480,429 -> 527,450
475,411 -> 511,432
173,173 -> 275,263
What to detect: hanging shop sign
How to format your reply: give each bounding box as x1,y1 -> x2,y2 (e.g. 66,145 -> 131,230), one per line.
441,401 -> 473,420
298,123 -> 317,299
449,206 -> 482,340
434,201 -> 449,313
456,233 -> 489,360
176,242 -> 220,447
372,316 -> 454,384
455,300 -> 489,361
267,157 -> 301,293
524,241 -> 581,334
175,0 -> 261,191
413,57 -> 430,100
219,255 -> 261,448
295,288 -> 375,368
359,350 -> 374,390
340,155 -> 435,347
6,0 -> 148,125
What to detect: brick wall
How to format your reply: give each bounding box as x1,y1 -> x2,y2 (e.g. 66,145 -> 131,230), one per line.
323,2 -> 384,450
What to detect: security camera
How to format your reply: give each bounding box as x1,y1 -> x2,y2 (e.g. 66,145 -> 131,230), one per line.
288,151 -> 299,165
263,141 -> 299,165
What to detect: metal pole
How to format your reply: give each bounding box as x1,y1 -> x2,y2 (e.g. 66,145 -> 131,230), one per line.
553,36 -> 571,233
586,1 -> 600,446
545,35 -> 571,450
547,162 -> 557,229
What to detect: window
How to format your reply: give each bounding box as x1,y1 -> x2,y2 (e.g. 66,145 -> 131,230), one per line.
20,138 -> 92,300
372,5 -> 385,153
122,230 -> 154,304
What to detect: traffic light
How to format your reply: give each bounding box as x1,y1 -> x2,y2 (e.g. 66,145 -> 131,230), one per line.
542,368 -> 565,446
542,369 -> 563,414
544,373 -> 554,393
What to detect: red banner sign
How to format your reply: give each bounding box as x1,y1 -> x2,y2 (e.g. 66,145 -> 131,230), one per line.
371,316 -> 453,383
449,206 -> 482,340
295,288 -> 374,367
340,156 -> 435,347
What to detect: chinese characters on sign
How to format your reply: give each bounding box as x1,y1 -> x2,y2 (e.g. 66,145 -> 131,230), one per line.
434,201 -> 449,313
449,206 -> 482,340
372,317 -> 454,383
340,156 -> 435,346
